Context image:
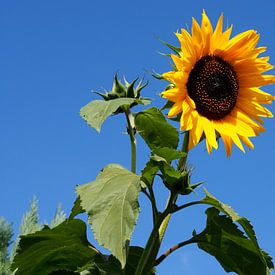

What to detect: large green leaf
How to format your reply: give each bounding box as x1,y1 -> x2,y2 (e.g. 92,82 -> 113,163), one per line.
11,219 -> 101,275
80,98 -> 149,132
135,107 -> 179,149
199,190 -> 274,274
76,164 -> 141,268
194,208 -> 273,275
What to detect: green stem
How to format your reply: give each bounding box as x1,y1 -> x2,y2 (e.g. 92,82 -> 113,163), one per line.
125,108 -> 136,173
170,200 -> 203,214
155,237 -> 197,266
135,131 -> 190,274
148,186 -> 159,225
142,188 -> 159,225
134,192 -> 177,275
158,131 -> 190,247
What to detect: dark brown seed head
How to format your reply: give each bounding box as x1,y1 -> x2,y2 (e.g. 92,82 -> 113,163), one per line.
187,55 -> 239,120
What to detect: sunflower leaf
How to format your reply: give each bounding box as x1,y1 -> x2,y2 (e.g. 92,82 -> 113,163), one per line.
135,107 -> 179,149
11,219 -> 102,275
80,98 -> 149,132
194,208 -> 273,275
152,147 -> 186,163
68,196 -> 85,220
76,164 -> 141,268
141,160 -> 159,187
199,189 -> 274,274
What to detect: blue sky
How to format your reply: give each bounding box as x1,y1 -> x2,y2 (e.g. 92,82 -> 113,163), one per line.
1,1 -> 275,274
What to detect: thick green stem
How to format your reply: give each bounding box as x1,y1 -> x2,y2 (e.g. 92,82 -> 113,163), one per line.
125,109 -> 136,174
134,192 -> 177,275
135,131 -> 190,274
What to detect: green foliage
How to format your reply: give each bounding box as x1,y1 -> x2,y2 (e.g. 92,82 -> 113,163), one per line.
81,98 -> 140,132
135,107 -> 179,150
80,74 -> 150,133
197,189 -> 274,274
77,164 -> 141,268
0,197 -> 67,275
141,160 -> 159,187
18,197 -> 41,236
77,247 -> 155,275
151,147 -> 186,163
159,39 -> 181,56
123,246 -> 155,275
8,70 -> 274,275
194,208 -> 273,275
50,204 -> 66,228
12,219 -> 101,275
143,147 -> 200,194
11,197 -> 42,262
0,217 -> 13,275
96,75 -> 148,101
69,196 -> 85,220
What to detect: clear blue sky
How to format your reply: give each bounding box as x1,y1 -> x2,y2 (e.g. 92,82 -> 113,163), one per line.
1,1 -> 275,274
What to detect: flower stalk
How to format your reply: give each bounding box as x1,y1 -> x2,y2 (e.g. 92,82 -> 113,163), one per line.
135,131 -> 190,275
124,108 -> 137,174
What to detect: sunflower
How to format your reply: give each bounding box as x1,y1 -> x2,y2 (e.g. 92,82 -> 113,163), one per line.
161,11 -> 275,156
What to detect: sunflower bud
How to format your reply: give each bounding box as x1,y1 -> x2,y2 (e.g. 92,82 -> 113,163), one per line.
95,74 -> 148,113
161,164 -> 202,195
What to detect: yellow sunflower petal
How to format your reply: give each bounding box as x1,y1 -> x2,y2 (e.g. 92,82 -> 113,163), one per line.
211,13 -> 223,53
231,133 -> 245,153
180,109 -> 193,131
201,117 -> 218,150
239,74 -> 275,88
168,101 -> 182,118
171,54 -> 184,71
220,133 -> 233,156
191,17 -> 203,59
237,97 -> 273,118
201,10 -> 213,55
239,87 -> 274,104
188,111 -> 204,149
161,87 -> 185,102
239,135 -> 254,149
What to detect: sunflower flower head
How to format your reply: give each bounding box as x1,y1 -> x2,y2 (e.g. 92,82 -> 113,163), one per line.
161,11 -> 275,156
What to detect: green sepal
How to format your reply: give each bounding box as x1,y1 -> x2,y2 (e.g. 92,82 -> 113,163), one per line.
111,74 -> 127,98
134,78 -> 148,98
150,70 -> 166,80
95,74 -> 148,102
160,100 -> 174,111
159,38 -> 181,55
